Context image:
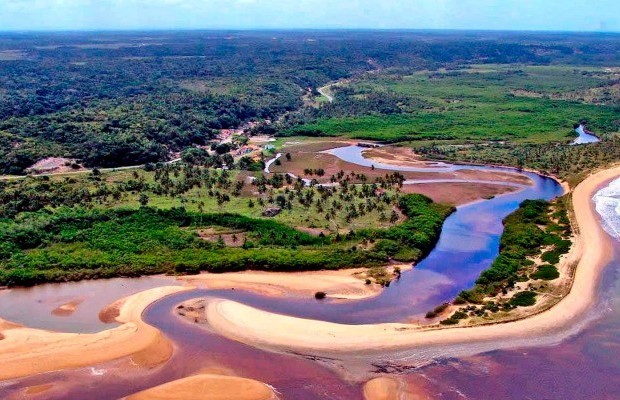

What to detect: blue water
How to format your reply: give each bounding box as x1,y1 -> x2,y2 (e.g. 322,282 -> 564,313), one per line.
573,124 -> 600,145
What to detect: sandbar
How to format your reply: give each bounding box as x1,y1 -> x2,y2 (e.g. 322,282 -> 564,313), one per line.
177,267 -> 406,299
126,374 -> 278,400
0,286 -> 189,380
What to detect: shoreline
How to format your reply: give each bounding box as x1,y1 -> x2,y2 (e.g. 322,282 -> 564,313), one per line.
200,166 -> 619,353
0,286 -> 189,381
177,267 -> 400,300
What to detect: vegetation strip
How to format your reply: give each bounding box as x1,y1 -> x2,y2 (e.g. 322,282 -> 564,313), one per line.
0,194 -> 453,287
431,196 -> 573,325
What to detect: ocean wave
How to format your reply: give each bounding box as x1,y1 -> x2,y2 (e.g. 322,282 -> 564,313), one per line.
594,178 -> 620,239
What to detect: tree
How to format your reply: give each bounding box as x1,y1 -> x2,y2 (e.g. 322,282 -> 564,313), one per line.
138,193 -> 149,207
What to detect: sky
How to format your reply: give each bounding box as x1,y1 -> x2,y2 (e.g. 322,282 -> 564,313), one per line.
0,0 -> 619,32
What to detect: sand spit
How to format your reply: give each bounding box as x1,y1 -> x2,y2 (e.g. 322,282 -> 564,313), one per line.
178,267 -> 401,300
202,167 -> 619,354
0,286 -> 189,381
125,374 -> 278,400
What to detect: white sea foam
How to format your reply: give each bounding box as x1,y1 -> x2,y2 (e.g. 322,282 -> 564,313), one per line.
89,367 -> 106,376
594,177 -> 620,239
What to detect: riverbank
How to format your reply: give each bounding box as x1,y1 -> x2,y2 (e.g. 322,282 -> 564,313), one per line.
0,286 -> 189,380
198,166 -> 619,353
178,267 -> 409,300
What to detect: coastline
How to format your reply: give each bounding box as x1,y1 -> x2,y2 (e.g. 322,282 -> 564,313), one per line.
200,166 -> 619,353
0,286 -> 190,381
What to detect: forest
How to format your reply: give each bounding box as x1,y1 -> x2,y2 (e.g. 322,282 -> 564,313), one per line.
1,31 -> 620,174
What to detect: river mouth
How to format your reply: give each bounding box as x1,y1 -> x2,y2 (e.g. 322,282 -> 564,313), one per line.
2,144 -> 614,400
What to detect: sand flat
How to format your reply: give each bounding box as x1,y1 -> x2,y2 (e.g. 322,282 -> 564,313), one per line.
400,181 -> 518,206
363,377 -> 423,400
0,286 -> 190,380
178,267 -> 395,299
126,374 -> 278,400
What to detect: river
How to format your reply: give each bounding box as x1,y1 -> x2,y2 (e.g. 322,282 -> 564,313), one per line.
1,146 -> 618,399
573,124 -> 600,145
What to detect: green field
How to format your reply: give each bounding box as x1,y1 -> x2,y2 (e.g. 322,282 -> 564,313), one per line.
287,66 -> 620,143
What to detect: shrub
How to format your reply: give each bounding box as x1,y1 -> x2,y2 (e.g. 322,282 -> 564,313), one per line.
425,302 -> 450,319
439,310 -> 468,325
314,291 -> 327,300
174,263 -> 200,275
530,265 -> 560,280
510,291 -> 537,307
541,250 -> 560,264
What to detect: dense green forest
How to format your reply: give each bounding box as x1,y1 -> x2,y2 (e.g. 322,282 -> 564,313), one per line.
0,194 -> 453,286
2,31 -> 620,174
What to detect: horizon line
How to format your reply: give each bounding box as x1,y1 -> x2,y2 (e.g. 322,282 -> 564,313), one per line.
0,27 -> 619,35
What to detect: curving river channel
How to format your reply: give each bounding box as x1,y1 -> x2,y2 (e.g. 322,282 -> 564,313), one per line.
1,146 -> 619,399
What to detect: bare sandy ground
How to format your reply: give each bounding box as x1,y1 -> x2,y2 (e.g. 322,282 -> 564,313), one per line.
362,147 -> 440,168
363,377 -> 421,400
201,166 -> 619,354
363,376 -> 431,400
125,374 -> 278,400
272,143 -> 532,191
400,181 -> 517,206
178,267 -> 409,299
25,157 -> 83,174
0,286 -> 189,380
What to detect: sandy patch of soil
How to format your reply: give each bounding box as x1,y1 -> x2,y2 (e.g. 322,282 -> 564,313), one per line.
126,374 -> 278,400
51,298 -> 84,317
178,268 -> 384,299
198,229 -> 246,247
400,182 -> 517,206
26,157 -> 83,174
